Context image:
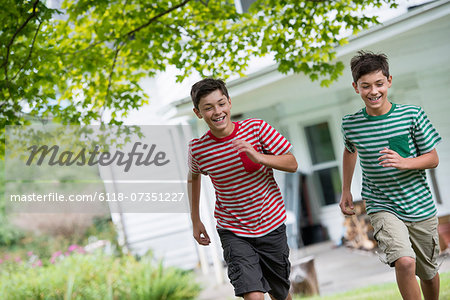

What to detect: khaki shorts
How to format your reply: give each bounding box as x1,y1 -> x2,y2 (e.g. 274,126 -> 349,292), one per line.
369,211 -> 440,280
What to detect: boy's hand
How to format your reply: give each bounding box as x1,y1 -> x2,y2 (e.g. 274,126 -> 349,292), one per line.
378,147 -> 409,170
192,220 -> 211,246
232,139 -> 261,164
339,191 -> 355,215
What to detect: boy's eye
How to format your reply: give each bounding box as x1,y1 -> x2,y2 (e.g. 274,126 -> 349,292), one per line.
204,107 -> 212,111
219,103 -> 225,106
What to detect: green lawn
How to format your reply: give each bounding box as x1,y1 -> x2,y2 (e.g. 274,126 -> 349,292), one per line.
295,272 -> 450,300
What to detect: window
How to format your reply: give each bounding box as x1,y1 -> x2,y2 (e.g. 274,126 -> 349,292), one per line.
304,122 -> 341,205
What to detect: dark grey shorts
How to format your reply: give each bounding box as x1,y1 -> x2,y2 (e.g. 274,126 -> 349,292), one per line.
218,224 -> 291,300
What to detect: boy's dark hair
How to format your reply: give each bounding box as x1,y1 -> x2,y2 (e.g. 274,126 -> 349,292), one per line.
190,78 -> 229,109
350,51 -> 390,83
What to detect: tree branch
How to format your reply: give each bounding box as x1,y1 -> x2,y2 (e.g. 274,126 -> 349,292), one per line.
106,45 -> 121,103
99,42 -> 122,121
123,0 -> 192,39
11,20 -> 43,81
118,0 -> 131,34
3,0 -> 40,78
59,0 -> 192,56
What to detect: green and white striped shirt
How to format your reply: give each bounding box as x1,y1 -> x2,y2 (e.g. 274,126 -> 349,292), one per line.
342,103 -> 442,221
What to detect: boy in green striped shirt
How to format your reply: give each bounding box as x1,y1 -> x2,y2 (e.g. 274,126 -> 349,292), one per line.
340,51 -> 441,300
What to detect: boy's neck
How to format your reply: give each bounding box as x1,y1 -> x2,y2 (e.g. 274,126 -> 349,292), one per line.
366,101 -> 392,116
210,122 -> 235,139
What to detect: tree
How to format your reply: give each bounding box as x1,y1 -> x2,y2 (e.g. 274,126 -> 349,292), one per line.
1,0 -> 398,128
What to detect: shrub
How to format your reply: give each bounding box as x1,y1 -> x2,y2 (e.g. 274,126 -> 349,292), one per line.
0,214 -> 24,247
0,159 -> 25,247
1,215 -> 119,260
0,252 -> 201,299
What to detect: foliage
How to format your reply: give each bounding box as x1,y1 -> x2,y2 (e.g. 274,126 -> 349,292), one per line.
0,215 -> 117,260
0,158 -> 25,247
0,152 -> 111,250
0,252 -> 201,299
295,271 -> 450,300
1,0 -> 398,130
0,214 -> 24,247
84,216 -> 118,245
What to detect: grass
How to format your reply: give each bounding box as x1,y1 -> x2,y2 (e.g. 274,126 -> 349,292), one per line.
295,272 -> 450,300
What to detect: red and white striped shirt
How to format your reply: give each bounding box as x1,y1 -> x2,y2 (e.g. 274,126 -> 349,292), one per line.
188,118 -> 293,237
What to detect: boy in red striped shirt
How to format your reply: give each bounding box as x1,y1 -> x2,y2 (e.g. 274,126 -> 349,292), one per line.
188,78 -> 298,300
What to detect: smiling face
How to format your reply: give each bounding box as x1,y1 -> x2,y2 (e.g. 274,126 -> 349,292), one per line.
353,70 -> 392,116
193,89 -> 234,138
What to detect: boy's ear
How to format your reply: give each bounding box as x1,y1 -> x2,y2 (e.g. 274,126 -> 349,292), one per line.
352,82 -> 360,94
387,75 -> 392,87
193,108 -> 202,119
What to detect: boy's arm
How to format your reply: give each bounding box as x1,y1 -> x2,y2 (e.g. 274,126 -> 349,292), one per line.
378,148 -> 439,170
259,152 -> 298,173
187,171 -> 211,246
232,139 -> 298,173
339,148 -> 358,215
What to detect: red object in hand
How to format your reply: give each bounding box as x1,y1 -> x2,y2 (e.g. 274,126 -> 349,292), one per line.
239,151 -> 262,173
